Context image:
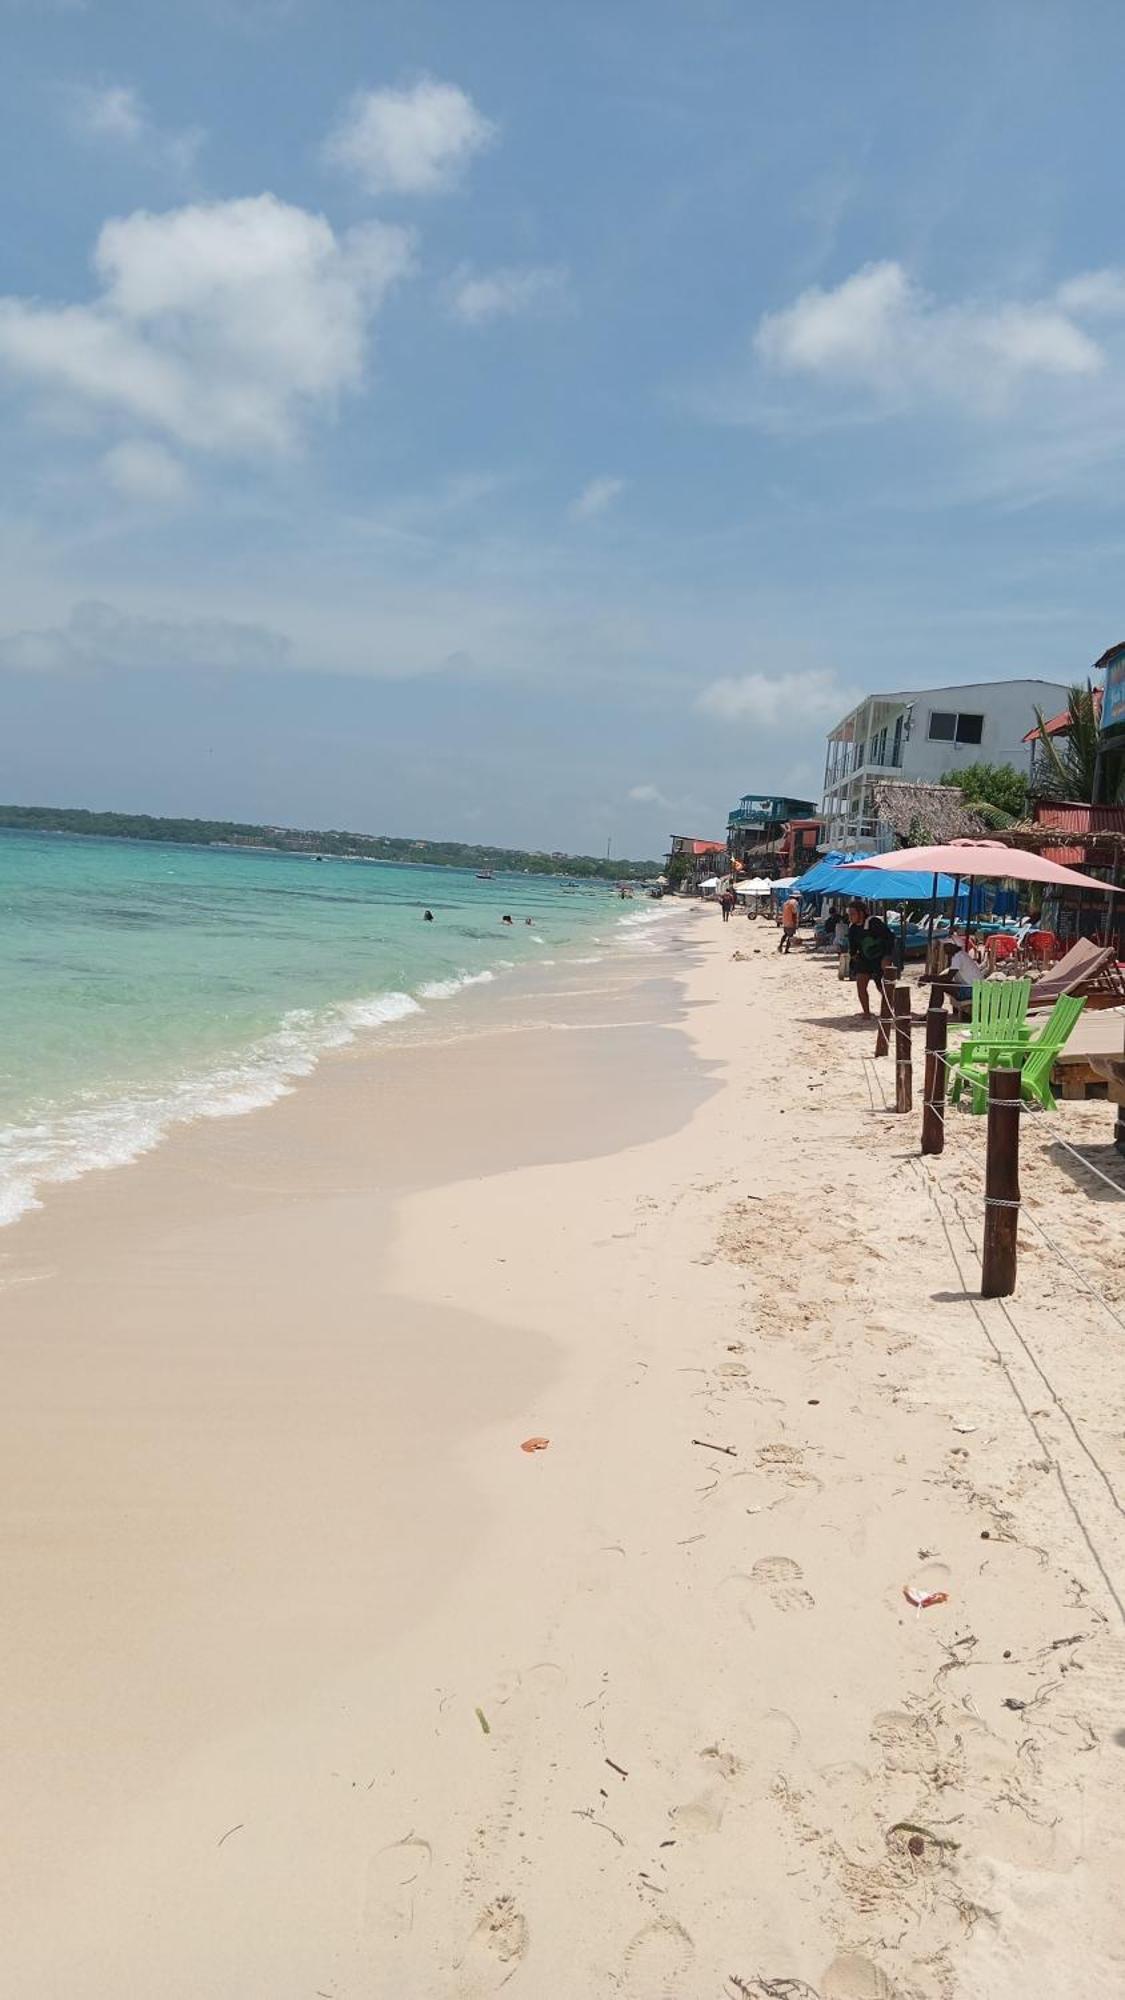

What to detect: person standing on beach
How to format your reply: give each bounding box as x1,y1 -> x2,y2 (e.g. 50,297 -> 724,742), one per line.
778,893 -> 800,954
720,887 -> 736,923
856,913 -> 893,1016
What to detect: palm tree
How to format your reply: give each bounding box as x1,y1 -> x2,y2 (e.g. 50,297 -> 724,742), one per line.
1030,681 -> 1118,803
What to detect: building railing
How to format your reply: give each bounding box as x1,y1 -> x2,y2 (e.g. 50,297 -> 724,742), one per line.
819,817 -> 896,854
822,754 -> 903,791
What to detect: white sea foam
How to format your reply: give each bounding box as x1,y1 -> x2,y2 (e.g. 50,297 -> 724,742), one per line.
0,988 -> 422,1230
417,969 -> 497,1000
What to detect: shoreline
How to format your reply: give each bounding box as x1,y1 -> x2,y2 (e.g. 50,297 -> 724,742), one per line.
0,901 -> 670,1232
3,913 -> 1123,1996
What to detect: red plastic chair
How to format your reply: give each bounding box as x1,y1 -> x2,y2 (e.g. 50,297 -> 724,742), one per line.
1025,930 -> 1060,966
990,934 -> 1018,963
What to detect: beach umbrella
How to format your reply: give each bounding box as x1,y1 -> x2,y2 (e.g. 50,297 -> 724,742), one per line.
846,838 -> 1118,895
847,837 -> 1121,954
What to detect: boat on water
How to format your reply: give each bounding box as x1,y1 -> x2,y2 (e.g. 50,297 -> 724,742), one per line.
476,869 -> 494,879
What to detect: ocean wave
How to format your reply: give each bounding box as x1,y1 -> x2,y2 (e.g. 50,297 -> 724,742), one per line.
0,987 -> 422,1230
616,905 -> 668,929
417,969 -> 497,1001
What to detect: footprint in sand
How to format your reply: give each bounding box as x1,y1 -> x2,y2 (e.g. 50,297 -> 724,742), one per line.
869,1709 -> 939,1776
751,1555 -> 815,1612
621,1916 -> 695,1998
455,1896 -> 529,1994
670,1746 -> 743,1836
364,1830 -> 432,1940
822,1950 -> 896,1999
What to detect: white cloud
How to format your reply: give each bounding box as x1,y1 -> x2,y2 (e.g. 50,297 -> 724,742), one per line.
70,82 -> 144,141
0,599 -> 290,673
323,77 -> 496,196
754,260 -> 1104,414
102,438 -> 189,501
1054,268 -> 1125,318
447,263 -> 568,325
63,81 -> 205,175
570,475 -> 626,520
697,667 -> 857,727
627,783 -> 673,810
0,195 -> 414,456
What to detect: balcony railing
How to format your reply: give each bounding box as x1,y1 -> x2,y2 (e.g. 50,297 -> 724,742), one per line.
819,817 -> 896,854
823,755 -> 903,791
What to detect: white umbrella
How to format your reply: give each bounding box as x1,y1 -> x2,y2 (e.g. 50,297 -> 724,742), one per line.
699,875 -> 721,890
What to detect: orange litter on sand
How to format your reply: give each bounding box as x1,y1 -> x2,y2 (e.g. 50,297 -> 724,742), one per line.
904,1586 -> 949,1611
521,1437 -> 550,1453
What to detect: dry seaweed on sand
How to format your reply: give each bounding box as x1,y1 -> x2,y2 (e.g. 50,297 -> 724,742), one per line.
727,1979 -> 822,1999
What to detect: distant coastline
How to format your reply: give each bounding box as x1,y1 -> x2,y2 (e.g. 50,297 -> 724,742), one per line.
0,805 -> 659,881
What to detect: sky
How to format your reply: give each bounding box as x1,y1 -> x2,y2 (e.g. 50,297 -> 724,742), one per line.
2,0 -> 1125,857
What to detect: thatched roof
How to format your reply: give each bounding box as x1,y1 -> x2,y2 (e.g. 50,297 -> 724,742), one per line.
872,780 -> 988,843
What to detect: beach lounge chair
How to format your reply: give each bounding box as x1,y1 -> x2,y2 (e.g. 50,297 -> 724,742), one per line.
950,978 -> 1032,1069
1028,936 -> 1123,1009
950,994 -> 1087,1114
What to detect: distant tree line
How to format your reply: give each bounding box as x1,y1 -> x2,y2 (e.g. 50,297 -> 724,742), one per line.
0,805 -> 660,881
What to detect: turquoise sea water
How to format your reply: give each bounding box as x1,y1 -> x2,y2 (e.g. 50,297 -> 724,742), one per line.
0,831 -> 662,1226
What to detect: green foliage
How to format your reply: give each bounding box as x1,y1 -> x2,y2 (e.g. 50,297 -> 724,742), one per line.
939,761 -> 1028,821
0,806 -> 660,880
1029,683 -> 1100,803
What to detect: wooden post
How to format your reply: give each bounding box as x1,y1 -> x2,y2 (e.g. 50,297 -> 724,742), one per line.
893,984 -> 912,1112
982,1067 -> 1021,1298
921,1005 -> 947,1155
874,983 -> 893,1058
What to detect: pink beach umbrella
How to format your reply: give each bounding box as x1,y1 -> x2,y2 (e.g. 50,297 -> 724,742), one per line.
845,838 -> 1119,895
847,837 -> 1121,955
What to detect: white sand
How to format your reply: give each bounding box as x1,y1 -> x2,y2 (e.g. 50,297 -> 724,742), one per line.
2,912 -> 1124,1997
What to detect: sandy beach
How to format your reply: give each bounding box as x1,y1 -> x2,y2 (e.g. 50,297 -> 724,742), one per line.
3,909 -> 1124,1998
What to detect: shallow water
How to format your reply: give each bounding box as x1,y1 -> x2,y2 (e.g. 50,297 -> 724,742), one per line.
0,830 -> 665,1224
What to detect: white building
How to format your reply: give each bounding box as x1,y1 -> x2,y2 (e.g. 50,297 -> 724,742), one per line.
820,678 -> 1070,851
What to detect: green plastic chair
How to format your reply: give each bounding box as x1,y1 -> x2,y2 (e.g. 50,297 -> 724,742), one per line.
950,978 -> 1033,1070
951,994 -> 1087,1114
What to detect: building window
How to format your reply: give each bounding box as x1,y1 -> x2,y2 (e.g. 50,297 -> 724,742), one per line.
891,715 -> 903,766
928,709 -> 985,746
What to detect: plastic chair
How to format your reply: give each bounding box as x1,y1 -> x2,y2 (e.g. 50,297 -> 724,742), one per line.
1025,930 -> 1060,966
950,979 -> 1033,1074
951,994 -> 1086,1114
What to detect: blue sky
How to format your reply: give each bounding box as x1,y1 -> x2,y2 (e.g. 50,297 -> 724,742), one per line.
2,0 -> 1124,855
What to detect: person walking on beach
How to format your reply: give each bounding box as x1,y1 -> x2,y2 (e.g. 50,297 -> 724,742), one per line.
720,886 -> 736,923
856,912 -> 893,1016
778,893 -> 800,953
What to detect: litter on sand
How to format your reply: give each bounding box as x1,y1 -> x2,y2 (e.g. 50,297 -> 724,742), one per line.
520,1437 -> 550,1453
903,1585 -> 950,1611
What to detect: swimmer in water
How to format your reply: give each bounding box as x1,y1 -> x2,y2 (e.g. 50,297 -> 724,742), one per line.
502,914 -> 513,924
423,909 -> 434,922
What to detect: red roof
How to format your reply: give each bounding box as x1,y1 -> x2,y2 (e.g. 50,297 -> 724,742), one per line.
1034,802 -> 1125,832
688,839 -> 726,854
1031,800 -> 1125,865
1024,687 -> 1102,743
